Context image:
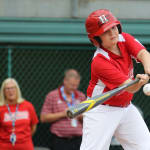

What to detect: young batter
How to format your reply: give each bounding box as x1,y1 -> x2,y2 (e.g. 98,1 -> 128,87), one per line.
80,9 -> 150,150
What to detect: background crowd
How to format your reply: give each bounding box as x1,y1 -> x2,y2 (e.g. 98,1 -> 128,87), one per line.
0,69 -> 86,150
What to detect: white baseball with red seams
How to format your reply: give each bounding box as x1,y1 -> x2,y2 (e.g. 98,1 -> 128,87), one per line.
143,83 -> 150,96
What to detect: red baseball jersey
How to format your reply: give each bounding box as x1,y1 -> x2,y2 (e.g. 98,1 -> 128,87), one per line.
0,100 -> 39,145
87,32 -> 145,107
41,86 -> 86,137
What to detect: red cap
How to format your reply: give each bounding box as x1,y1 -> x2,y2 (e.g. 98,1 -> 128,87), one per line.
85,9 -> 121,38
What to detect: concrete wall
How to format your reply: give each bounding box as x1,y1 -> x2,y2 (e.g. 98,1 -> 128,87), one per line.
0,0 -> 150,19
79,0 -> 150,19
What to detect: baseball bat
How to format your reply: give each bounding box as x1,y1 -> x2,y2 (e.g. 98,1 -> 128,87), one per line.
67,78 -> 140,118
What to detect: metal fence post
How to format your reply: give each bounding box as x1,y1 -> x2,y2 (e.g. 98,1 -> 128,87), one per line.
8,47 -> 12,77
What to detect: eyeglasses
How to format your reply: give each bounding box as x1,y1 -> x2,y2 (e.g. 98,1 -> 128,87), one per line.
4,86 -> 16,91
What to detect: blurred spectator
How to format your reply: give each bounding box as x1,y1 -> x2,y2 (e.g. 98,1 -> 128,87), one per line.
40,69 -> 86,150
0,78 -> 39,150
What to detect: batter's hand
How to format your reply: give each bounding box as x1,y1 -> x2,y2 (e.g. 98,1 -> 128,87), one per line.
136,74 -> 149,86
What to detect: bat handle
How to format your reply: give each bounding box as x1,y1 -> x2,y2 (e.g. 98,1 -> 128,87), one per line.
67,110 -> 74,118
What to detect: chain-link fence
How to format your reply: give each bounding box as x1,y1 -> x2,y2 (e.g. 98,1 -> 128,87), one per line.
1,45 -> 150,150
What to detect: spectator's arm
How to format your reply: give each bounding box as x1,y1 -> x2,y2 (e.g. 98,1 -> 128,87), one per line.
31,124 -> 37,136
40,110 -> 67,123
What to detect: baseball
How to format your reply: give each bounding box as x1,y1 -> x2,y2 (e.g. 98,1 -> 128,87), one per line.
143,83 -> 150,96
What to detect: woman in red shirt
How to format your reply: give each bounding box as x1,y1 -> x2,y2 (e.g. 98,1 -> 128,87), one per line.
0,78 -> 39,150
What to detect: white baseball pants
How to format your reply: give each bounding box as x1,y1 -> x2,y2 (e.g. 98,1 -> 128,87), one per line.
80,104 -> 150,150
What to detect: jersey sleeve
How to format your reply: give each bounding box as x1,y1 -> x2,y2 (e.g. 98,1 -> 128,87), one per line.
123,32 -> 145,59
92,56 -> 129,90
28,102 -> 39,125
40,92 -> 54,114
